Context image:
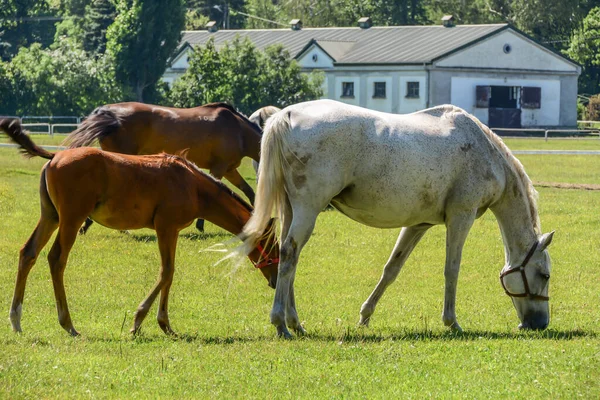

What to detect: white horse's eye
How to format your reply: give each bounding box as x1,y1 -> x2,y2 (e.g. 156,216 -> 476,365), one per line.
542,274 -> 550,280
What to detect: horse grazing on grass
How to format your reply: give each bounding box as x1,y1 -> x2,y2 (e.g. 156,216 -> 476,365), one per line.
65,102 -> 263,233
242,100 -> 554,338
1,118 -> 279,337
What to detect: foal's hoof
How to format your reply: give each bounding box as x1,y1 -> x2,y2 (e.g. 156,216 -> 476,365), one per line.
195,219 -> 205,233
358,316 -> 371,327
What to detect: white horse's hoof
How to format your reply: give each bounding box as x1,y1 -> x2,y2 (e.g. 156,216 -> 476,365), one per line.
449,321 -> 463,332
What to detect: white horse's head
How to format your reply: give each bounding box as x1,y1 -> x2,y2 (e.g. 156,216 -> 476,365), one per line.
500,231 -> 554,330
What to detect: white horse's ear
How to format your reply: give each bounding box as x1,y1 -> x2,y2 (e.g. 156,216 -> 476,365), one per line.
539,231 -> 555,250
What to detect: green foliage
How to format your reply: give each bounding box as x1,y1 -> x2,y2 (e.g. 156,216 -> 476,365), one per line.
2,40 -> 123,115
82,0 -> 116,55
0,0 -> 56,61
567,7 -> 600,95
170,37 -> 323,114
106,0 -> 185,102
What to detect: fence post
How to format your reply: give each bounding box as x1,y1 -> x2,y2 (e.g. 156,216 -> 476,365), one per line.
544,130 -> 548,142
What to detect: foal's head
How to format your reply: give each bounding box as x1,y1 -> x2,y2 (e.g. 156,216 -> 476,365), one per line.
248,218 -> 279,289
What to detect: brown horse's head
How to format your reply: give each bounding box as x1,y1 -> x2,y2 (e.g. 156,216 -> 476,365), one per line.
248,218 -> 279,289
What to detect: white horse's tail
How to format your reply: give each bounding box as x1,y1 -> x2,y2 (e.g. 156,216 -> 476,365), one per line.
242,110 -> 291,253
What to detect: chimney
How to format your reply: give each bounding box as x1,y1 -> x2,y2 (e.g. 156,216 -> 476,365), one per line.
206,21 -> 218,33
290,19 -> 302,31
358,17 -> 372,29
441,15 -> 455,27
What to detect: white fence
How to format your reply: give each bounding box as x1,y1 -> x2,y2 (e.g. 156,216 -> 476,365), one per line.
0,116 -> 81,136
491,127 -> 600,141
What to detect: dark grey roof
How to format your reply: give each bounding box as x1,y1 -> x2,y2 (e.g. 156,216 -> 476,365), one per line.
180,24 -> 509,65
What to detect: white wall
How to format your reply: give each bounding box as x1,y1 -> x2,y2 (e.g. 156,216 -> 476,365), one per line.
366,76 -> 393,113
450,76 -> 561,126
297,46 -> 335,69
437,30 -> 578,73
334,76 -> 361,107
399,75 -> 427,114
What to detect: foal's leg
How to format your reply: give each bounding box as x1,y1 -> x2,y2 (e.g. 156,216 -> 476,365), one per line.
441,211 -> 476,332
359,224 -> 432,327
10,217 -> 58,332
272,207 -> 318,339
223,169 -> 256,204
131,227 -> 178,336
47,221 -> 83,336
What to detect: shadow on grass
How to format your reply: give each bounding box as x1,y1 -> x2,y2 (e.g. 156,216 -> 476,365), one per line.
81,327 -> 596,346
127,231 -> 232,243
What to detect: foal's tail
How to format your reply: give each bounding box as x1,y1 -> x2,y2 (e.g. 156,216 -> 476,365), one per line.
0,118 -> 55,159
241,110 -> 291,253
63,106 -> 121,148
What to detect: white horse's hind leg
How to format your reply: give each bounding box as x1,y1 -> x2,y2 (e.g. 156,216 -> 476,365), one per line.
272,206 -> 318,338
359,224 -> 432,326
442,211 -> 476,332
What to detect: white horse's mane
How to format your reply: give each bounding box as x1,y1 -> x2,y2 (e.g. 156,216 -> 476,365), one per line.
459,110 -> 541,235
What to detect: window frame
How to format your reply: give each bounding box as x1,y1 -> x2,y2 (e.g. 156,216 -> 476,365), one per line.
341,81 -> 355,98
373,81 -> 387,99
406,81 -> 420,99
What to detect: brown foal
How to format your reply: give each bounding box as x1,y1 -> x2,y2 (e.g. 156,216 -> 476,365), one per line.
1,118 -> 278,337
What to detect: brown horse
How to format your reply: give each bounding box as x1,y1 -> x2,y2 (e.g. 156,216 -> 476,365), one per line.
1,118 -> 278,337
65,102 -> 263,233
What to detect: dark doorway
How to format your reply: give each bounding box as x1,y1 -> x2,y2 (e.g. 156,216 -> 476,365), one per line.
488,85 -> 521,128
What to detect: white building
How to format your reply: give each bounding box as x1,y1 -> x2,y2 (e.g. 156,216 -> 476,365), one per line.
165,18 -> 580,128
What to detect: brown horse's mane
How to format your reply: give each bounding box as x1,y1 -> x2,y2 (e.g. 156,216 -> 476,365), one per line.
202,102 -> 262,134
163,151 -> 254,214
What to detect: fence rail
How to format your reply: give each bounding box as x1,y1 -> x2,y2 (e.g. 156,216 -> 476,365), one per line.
491,127 -> 600,141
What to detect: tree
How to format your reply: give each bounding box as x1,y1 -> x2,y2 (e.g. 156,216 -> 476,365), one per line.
82,0 -> 116,55
106,0 -> 185,102
0,0 -> 56,61
2,40 -> 123,115
566,6 -> 600,95
169,37 -> 323,115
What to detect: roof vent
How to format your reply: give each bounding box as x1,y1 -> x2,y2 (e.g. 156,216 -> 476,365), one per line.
206,21 -> 218,33
441,15 -> 455,27
358,17 -> 372,29
290,19 -> 302,31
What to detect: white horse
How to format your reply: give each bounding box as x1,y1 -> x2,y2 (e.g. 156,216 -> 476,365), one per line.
243,99 -> 554,338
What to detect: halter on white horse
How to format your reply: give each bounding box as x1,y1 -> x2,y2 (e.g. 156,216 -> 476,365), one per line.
243,99 -> 554,338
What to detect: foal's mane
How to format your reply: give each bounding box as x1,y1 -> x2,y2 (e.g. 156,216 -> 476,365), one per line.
464,112 -> 541,234
162,152 -> 254,213
202,102 -> 262,134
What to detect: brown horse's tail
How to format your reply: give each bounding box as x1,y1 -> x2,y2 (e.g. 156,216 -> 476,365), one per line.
0,118 -> 55,160
63,106 -> 121,148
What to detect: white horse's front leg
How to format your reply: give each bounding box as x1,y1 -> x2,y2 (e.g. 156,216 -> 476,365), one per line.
442,211 -> 476,332
359,224 -> 432,326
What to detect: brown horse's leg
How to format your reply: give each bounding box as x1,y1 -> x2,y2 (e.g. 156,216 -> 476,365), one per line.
47,221 -> 82,336
223,169 -> 255,204
10,217 -> 58,332
131,227 -> 178,336
79,217 -> 94,235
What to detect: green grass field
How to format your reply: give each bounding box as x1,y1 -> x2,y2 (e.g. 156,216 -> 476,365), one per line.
0,137 -> 599,398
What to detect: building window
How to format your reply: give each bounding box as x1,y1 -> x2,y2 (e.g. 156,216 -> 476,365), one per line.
406,81 -> 420,98
521,87 -> 541,109
341,82 -> 354,98
373,82 -> 386,98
